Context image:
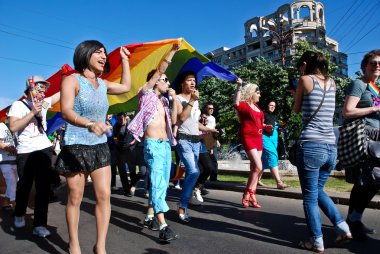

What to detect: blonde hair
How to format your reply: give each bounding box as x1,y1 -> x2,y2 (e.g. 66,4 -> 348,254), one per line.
240,83 -> 260,103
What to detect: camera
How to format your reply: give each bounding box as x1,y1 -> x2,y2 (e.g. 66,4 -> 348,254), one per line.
212,128 -> 226,140
286,78 -> 298,91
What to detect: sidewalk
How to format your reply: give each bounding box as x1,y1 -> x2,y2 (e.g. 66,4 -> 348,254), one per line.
205,160 -> 380,209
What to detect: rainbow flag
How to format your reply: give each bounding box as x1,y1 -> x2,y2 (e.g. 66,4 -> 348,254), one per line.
0,38 -> 237,124
368,81 -> 380,98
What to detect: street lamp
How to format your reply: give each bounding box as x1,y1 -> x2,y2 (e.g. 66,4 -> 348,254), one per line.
268,22 -> 302,67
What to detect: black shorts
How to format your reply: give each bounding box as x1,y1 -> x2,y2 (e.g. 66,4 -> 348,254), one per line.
55,143 -> 110,175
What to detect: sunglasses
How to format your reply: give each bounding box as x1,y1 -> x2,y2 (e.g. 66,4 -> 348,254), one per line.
208,107 -> 214,110
369,61 -> 380,67
158,77 -> 169,83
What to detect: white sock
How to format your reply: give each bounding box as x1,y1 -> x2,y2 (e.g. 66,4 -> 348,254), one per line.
159,223 -> 168,230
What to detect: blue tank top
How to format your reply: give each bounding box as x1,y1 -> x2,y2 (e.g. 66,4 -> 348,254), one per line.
63,74 -> 109,145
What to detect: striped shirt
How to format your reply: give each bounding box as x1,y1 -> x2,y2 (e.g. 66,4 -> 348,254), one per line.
299,75 -> 336,144
127,88 -> 176,146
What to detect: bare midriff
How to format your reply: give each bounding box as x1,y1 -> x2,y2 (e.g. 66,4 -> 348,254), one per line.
144,101 -> 168,140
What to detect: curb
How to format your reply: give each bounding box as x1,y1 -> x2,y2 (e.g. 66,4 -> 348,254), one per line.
204,181 -> 380,210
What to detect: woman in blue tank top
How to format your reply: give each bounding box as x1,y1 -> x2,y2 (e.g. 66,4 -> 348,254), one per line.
56,40 -> 131,254
293,51 -> 351,252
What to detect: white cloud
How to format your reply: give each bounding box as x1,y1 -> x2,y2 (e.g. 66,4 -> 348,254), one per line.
0,97 -> 16,110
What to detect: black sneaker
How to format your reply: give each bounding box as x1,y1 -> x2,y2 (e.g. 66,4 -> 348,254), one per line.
143,217 -> 160,231
200,188 -> 209,195
347,219 -> 376,235
159,226 -> 178,242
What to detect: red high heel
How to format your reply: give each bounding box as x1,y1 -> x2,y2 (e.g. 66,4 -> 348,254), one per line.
242,192 -> 250,208
248,189 -> 261,208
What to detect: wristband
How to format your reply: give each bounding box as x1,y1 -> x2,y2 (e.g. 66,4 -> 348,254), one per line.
86,120 -> 95,132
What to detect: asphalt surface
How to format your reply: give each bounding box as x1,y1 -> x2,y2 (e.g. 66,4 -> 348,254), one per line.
0,179 -> 380,254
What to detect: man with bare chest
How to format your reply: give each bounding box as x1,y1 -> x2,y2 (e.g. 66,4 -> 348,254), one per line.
127,43 -> 180,242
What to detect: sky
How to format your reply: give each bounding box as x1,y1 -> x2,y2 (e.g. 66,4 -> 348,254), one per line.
0,0 -> 379,108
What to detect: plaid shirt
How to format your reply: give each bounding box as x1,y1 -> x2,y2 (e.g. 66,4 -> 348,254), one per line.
127,88 -> 177,146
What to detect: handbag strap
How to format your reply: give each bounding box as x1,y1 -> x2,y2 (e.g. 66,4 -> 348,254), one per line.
20,99 -> 45,132
297,76 -> 329,138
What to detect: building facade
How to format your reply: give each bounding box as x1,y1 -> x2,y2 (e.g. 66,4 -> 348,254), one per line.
205,0 -> 348,76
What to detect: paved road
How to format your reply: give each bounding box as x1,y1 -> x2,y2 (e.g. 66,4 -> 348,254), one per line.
0,182 -> 379,254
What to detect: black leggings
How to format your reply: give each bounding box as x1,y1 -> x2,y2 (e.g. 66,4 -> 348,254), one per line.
348,126 -> 380,214
196,152 -> 214,187
348,182 -> 380,214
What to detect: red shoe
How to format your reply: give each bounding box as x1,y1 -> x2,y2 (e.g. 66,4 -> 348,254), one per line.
242,193 -> 250,208
248,189 -> 261,208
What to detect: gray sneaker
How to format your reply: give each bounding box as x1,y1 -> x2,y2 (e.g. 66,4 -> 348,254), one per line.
33,226 -> 51,238
159,226 -> 178,242
14,216 -> 25,228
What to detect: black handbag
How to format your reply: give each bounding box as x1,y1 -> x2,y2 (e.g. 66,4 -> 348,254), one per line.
288,78 -> 328,166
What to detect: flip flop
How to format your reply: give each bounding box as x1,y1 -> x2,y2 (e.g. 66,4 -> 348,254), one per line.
335,233 -> 353,243
298,241 -> 324,253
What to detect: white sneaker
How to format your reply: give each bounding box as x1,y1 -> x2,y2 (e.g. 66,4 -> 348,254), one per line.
194,189 -> 204,203
174,184 -> 182,190
33,226 -> 51,238
189,195 -> 202,206
14,216 -> 25,228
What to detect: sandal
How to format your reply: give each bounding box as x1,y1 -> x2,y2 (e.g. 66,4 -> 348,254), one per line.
257,181 -> 266,187
277,181 -> 288,190
335,233 -> 353,243
298,241 -> 324,253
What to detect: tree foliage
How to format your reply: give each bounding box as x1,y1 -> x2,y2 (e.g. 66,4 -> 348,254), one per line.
198,41 -> 355,144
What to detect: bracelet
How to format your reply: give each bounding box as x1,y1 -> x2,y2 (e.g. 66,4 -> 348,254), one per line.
74,115 -> 78,125
86,120 -> 95,132
188,103 -> 193,107
163,59 -> 171,64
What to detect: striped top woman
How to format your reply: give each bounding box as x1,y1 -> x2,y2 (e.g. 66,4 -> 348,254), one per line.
293,51 -> 351,252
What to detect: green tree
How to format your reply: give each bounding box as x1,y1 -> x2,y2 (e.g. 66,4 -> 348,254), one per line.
198,57 -> 289,144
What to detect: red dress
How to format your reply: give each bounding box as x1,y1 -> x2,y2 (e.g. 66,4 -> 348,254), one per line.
234,101 -> 264,151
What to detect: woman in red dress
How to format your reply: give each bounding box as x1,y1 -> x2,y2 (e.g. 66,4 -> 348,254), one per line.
233,78 -> 273,208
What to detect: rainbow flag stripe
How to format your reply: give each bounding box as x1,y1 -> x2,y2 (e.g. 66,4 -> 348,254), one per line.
0,38 -> 237,123
368,81 -> 380,98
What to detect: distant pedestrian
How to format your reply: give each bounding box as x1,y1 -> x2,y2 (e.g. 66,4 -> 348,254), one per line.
0,108 -> 17,210
260,100 -> 288,189
294,51 -> 351,252
233,78 -> 272,208
205,103 -> 220,183
113,113 -> 137,196
55,40 -> 131,254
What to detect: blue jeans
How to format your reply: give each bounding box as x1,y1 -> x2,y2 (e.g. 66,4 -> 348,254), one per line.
176,139 -> 200,208
296,142 -> 346,248
144,139 -> 171,214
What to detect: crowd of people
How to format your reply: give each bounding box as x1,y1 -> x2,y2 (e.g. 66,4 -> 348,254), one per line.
0,39 -> 379,253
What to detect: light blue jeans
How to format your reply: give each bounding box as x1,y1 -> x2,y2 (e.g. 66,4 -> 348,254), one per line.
176,139 -> 200,208
296,142 -> 349,248
144,139 -> 171,214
